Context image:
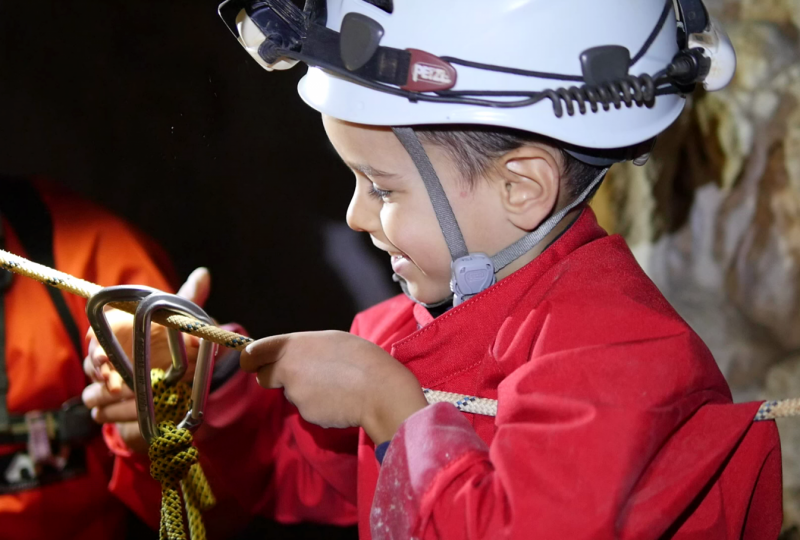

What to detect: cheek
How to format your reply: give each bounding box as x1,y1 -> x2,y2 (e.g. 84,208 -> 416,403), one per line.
379,204 -> 416,249
380,203 -> 451,276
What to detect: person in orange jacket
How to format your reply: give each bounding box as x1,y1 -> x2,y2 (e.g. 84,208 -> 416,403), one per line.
0,177 -> 175,540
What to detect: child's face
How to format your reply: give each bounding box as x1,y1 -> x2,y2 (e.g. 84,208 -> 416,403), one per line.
323,116 -> 516,304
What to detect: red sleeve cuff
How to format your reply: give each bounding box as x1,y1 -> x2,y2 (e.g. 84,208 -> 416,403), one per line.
371,403 -> 488,538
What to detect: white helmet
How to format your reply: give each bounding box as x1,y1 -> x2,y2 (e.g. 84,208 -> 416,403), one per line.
221,0 -> 736,158
220,0 -> 736,306
301,0 -> 681,151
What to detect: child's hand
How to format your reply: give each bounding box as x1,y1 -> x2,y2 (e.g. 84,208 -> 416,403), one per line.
240,331 -> 428,443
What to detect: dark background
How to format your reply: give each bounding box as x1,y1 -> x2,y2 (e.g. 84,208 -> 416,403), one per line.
0,0 -> 397,342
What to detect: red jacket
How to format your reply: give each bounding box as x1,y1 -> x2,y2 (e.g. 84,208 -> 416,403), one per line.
107,207 -> 782,539
0,179 -> 173,540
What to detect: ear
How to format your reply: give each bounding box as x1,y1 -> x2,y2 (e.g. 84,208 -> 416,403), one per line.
494,145 -> 561,231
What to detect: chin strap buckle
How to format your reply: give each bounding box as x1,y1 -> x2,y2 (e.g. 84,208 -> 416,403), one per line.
450,253 -> 496,307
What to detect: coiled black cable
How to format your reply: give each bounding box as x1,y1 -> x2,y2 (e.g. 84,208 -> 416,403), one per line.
277,0 -> 680,115
435,73 -> 665,116
544,74 -> 657,118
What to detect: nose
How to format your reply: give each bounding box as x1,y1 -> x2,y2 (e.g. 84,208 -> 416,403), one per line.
346,180 -> 381,233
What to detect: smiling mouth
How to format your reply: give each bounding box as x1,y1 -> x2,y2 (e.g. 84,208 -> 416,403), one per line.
390,252 -> 412,274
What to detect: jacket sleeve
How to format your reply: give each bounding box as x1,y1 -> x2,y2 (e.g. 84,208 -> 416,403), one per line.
371,333 -> 783,539
191,370 -> 360,526
104,339 -> 360,530
189,302 -> 362,526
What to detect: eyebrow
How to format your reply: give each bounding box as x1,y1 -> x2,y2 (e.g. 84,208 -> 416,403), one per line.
346,162 -> 398,179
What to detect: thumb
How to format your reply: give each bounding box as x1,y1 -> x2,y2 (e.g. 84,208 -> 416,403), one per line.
177,267 -> 211,306
240,335 -> 290,373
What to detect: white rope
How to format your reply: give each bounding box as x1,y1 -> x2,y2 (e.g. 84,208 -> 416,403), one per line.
425,392 -> 800,420
0,248 -> 796,422
423,389 -> 498,416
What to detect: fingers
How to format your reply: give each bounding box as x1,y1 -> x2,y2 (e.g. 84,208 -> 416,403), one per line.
177,267 -> 211,307
84,354 -> 103,383
83,382 -> 137,426
86,333 -> 110,366
116,422 -> 148,455
82,381 -> 133,409
255,363 -> 282,389
106,368 -> 124,392
84,333 -> 130,392
91,400 -> 138,424
85,325 -> 96,344
239,335 -> 291,373
84,349 -> 111,385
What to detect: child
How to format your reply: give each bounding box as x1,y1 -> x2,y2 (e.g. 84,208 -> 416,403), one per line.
84,0 -> 782,537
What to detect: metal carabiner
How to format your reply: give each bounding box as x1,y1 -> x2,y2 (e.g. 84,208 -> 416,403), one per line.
86,285 -> 194,391
86,285 -> 159,390
133,292 -> 216,444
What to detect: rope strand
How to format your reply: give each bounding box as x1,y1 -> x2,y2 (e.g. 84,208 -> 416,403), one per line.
149,369 -> 215,540
0,249 -> 253,350
0,247 -> 797,422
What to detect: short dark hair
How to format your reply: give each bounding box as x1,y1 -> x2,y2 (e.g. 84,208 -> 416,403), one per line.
414,125 -> 606,201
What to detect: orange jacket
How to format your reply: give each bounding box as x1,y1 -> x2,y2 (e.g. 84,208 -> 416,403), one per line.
0,179 -> 172,540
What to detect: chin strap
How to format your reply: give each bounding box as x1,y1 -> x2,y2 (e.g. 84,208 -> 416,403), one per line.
392,127 -> 608,307
392,128 -> 469,261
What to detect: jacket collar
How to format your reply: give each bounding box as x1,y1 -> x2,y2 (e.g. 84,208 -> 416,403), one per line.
392,206 -> 607,387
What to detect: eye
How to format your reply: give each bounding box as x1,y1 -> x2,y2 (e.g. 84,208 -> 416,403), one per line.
368,184 -> 392,200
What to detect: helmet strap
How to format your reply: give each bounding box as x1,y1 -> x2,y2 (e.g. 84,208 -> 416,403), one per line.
392,127 -> 608,308
488,167 -> 608,272
392,127 -> 469,260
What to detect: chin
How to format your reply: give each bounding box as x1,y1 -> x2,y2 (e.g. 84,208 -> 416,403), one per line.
406,281 -> 451,306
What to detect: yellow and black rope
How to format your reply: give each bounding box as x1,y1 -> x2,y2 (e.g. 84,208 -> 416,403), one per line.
149,368 -> 215,540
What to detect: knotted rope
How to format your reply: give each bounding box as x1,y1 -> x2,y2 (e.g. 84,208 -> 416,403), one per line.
149,368 -> 215,540
0,247 -> 797,423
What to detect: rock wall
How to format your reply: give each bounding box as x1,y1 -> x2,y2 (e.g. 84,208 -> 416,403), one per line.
591,2 -> 800,529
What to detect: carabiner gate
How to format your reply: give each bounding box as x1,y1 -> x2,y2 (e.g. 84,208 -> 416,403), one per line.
133,293 -> 216,444
86,285 -> 217,445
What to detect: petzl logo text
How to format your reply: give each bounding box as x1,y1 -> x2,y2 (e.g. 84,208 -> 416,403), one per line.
412,63 -> 453,85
